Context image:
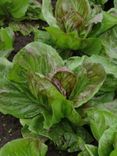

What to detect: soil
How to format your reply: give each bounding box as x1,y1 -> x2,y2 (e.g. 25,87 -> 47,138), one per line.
8,32 -> 34,61
0,113 -> 22,148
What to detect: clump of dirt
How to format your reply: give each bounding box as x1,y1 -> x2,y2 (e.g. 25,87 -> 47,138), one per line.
0,113 -> 22,148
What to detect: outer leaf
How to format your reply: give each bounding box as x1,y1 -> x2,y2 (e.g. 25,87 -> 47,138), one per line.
87,109 -> 117,140
69,60 -> 106,107
78,144 -> 98,156
92,100 -> 117,114
98,125 -> 117,156
42,0 -> 58,27
0,27 -> 14,57
101,26 -> 117,63
0,83 -> 42,118
9,42 -> 64,83
90,12 -> 117,37
114,0 -> 117,8
80,37 -> 102,55
0,0 -> 29,19
25,0 -> 42,20
65,56 -> 86,71
110,149 -> 117,156
9,22 -> 39,36
90,55 -> 117,78
0,138 -> 47,156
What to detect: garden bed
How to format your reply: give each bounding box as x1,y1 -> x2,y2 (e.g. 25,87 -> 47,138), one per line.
0,0 -> 117,156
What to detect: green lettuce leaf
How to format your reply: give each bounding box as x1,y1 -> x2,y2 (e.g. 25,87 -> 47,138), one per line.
89,100 -> 117,114
46,27 -> 102,55
9,22 -> 39,36
100,26 -> 117,63
42,0 -> 58,27
0,138 -> 47,156
0,0 -> 29,19
90,11 -> 117,37
98,125 -> 117,156
110,149 -> 117,156
78,144 -> 98,156
114,0 -> 117,8
25,0 -> 42,20
46,27 -> 81,50
89,55 -> 117,78
68,58 -> 106,107
87,109 -> 117,140
0,27 -> 14,57
9,42 -> 64,83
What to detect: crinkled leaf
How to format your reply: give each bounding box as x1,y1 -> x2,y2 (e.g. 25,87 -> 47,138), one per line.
0,138 -> 47,156
98,125 -> 117,156
0,27 -> 14,57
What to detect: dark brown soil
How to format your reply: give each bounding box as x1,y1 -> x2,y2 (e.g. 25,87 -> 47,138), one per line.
8,32 -> 34,61
0,113 -> 22,148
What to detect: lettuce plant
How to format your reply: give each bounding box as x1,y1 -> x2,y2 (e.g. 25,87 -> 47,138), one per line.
40,0 -> 117,57
0,41 -> 106,154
